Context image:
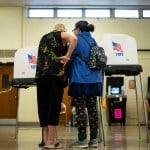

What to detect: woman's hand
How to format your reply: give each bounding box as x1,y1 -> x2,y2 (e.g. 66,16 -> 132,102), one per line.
57,55 -> 70,64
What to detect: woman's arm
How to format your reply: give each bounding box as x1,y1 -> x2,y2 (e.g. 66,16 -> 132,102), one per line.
57,32 -> 77,64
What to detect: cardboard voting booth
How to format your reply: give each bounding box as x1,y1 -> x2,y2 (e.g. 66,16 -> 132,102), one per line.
102,33 -> 138,65
102,34 -> 142,76
8,46 -> 38,138
12,46 -> 38,87
102,34 -> 148,141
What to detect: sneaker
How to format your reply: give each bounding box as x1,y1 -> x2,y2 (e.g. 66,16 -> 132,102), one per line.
69,140 -> 88,148
88,139 -> 98,148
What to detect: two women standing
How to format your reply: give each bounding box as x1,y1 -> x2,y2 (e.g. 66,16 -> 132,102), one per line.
35,20 -> 102,149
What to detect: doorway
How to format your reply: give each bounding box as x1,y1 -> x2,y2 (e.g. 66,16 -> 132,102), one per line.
0,63 -> 18,122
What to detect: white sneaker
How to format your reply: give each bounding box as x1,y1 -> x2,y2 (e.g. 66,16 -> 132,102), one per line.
69,140 -> 88,148
88,139 -> 98,148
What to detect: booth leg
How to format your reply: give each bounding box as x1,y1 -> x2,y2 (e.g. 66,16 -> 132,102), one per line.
15,93 -> 19,139
97,96 -> 106,147
139,74 -> 150,142
134,76 -> 141,139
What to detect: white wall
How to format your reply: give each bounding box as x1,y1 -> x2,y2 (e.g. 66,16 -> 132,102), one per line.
0,7 -> 22,49
0,7 -> 150,125
23,18 -> 150,49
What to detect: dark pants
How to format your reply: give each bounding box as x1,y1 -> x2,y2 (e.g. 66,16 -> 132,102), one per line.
36,75 -> 64,127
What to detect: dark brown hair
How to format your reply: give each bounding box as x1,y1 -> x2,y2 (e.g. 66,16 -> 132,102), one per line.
75,20 -> 95,32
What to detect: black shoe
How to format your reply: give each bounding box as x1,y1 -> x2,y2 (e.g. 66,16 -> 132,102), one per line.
54,141 -> 60,147
38,141 -> 45,147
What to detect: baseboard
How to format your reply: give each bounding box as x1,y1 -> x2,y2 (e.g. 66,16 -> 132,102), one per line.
0,119 -> 40,126
0,119 -> 16,125
18,122 -> 40,126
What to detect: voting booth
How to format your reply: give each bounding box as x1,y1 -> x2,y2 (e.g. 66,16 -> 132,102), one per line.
102,34 -> 138,65
102,34 -> 149,141
95,34 -> 142,145
10,46 -> 38,138
11,46 -> 38,87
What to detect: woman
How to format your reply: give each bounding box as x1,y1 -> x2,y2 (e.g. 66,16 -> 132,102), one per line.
35,23 -> 77,149
68,20 -> 103,148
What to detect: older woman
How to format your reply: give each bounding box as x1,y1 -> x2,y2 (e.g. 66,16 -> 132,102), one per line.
36,23 -> 77,149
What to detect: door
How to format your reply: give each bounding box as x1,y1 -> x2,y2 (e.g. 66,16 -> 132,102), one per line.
0,63 -> 18,118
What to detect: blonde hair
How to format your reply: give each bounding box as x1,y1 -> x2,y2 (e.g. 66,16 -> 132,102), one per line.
54,23 -> 66,32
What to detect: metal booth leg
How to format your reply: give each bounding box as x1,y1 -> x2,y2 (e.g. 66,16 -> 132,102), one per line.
15,91 -> 19,139
134,75 -> 141,139
97,96 -> 106,147
134,74 -> 150,141
139,74 -> 150,142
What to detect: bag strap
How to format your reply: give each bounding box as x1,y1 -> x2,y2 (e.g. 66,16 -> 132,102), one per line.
77,34 -> 96,64
76,34 -> 91,64
79,34 -> 92,48
80,34 -> 97,47
77,53 -> 88,63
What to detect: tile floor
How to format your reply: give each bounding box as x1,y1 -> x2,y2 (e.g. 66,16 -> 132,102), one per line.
0,125 -> 150,150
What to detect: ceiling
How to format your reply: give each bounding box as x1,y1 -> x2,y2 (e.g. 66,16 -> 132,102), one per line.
0,0 -> 150,8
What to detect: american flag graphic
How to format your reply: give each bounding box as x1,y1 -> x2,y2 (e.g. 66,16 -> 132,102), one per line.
112,42 -> 123,52
28,54 -> 37,64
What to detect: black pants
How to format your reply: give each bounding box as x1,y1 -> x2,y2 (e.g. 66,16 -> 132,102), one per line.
36,75 -> 64,127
